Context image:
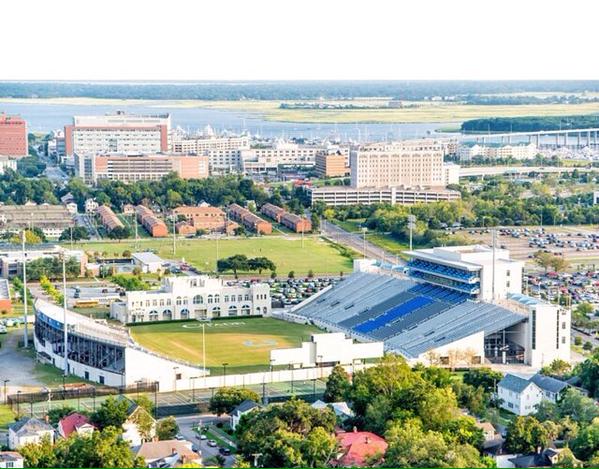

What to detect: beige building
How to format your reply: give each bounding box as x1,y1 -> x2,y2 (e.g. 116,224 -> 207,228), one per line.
75,153 -> 209,184
309,186 -> 461,207
170,135 -> 249,154
458,143 -> 538,161
315,152 -> 348,178
240,141 -> 330,174
350,140 -> 445,189
0,204 -> 74,239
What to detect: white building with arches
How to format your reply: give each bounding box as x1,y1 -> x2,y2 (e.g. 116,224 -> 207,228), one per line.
110,275 -> 271,324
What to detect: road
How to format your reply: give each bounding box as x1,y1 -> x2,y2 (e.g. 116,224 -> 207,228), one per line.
321,220 -> 403,265
176,415 -> 236,467
42,163 -> 68,184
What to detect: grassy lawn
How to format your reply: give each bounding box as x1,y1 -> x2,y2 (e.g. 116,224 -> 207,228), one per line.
333,218 -> 365,233
5,97 -> 599,124
130,317 -> 321,374
72,236 -> 354,275
0,404 -> 16,429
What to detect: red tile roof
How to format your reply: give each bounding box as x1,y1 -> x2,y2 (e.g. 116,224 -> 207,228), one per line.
336,430 -> 388,467
58,413 -> 93,438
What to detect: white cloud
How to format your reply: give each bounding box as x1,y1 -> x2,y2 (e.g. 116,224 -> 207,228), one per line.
2,0 -> 597,80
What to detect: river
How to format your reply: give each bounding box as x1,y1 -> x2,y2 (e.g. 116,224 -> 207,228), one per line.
0,101 -> 456,142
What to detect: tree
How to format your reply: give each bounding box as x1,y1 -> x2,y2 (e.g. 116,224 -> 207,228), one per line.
209,387 -> 260,416
133,395 -> 155,415
107,226 -> 131,239
217,254 -> 249,277
11,229 -> 43,245
323,365 -> 350,403
554,447 -> 582,468
505,416 -> 550,454
47,406 -> 77,425
91,396 -> 130,429
540,358 -> 571,379
122,250 -> 132,258
533,251 -> 554,272
573,350 -> 599,398
236,398 -> 337,468
571,420 -> 599,461
20,436 -> 57,468
550,256 -> 569,273
59,226 -> 89,241
288,270 -> 295,279
247,257 -> 276,275
463,368 -> 503,394
156,416 -> 179,440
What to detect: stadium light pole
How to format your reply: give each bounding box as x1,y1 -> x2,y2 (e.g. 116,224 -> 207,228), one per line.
3,379 -> 9,405
202,323 -> 207,389
62,254 -> 68,378
222,363 -> 228,387
21,230 -> 28,348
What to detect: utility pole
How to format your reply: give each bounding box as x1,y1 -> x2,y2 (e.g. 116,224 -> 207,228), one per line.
172,212 -> 176,256
202,323 -> 207,389
361,227 -> 367,259
491,229 -> 496,302
62,254 -> 68,377
21,231 -> 28,348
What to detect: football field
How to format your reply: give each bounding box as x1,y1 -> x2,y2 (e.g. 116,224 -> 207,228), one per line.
129,318 -> 322,374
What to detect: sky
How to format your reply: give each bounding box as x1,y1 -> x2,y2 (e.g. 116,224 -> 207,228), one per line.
2,0 -> 598,81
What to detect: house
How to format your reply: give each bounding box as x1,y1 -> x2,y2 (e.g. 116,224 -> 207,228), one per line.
122,402 -> 156,447
135,439 -> 201,468
497,374 -> 544,416
132,252 -> 164,274
57,412 -> 95,438
509,447 -> 577,468
335,429 -> 388,467
475,421 -> 504,454
8,418 -> 54,449
0,451 -> 24,469
529,374 -> 569,403
312,400 -> 354,421
229,400 -> 260,430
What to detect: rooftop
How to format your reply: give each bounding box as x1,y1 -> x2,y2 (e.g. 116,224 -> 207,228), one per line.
498,374 -> 534,394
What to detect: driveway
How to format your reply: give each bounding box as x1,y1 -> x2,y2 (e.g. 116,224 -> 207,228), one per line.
176,414 -> 235,467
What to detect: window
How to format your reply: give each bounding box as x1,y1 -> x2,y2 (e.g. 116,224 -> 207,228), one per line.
207,295 -> 213,304
176,296 -> 182,305
193,295 -> 203,304
99,376 -> 105,385
175,373 -> 182,380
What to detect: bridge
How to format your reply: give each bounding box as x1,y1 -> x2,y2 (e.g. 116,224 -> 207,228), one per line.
460,127 -> 599,147
459,165 -> 594,178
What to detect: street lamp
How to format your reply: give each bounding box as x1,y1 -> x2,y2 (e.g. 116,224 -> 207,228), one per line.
361,227 -> 368,259
222,363 -> 229,387
3,379 -> 9,405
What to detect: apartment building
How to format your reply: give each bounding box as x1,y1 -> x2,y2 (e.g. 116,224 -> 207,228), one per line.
315,152 -> 348,178
170,135 -> 249,154
65,113 -> 171,156
458,143 -> 538,161
260,203 -> 311,233
74,153 -> 209,184
0,245 -> 88,279
97,205 -> 123,232
206,149 -> 243,174
136,205 -> 168,238
172,206 -> 236,234
0,204 -> 74,240
228,204 -> 272,234
0,113 -> 28,157
350,140 -> 445,189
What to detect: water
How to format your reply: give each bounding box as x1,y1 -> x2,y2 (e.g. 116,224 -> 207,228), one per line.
0,101 -> 456,142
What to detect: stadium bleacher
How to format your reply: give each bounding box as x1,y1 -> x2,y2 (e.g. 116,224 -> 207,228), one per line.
408,259 -> 479,282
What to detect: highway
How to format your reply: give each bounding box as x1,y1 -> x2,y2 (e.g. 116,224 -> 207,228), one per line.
321,220 -> 403,265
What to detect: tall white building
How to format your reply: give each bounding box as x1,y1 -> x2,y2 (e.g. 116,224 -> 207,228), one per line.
65,113 -> 171,157
458,143 -> 538,161
110,275 -> 271,323
239,141 -> 337,174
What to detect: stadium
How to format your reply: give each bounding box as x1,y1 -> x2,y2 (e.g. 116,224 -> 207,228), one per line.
293,245 -> 571,368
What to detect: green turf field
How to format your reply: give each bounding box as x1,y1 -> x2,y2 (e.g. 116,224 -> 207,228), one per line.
72,236 -> 355,275
130,318 -> 322,374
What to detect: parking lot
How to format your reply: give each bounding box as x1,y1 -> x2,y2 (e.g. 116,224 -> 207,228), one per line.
464,225 -> 599,267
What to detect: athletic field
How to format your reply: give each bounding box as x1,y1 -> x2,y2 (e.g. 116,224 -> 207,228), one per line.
74,236 -> 354,275
130,318 -> 322,374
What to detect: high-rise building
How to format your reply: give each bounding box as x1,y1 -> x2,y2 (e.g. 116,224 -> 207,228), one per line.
350,140 -> 445,189
0,113 -> 28,157
65,112 -> 171,156
315,152 -> 348,178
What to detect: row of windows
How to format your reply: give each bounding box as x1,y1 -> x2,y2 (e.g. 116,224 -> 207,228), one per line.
131,292 -> 264,308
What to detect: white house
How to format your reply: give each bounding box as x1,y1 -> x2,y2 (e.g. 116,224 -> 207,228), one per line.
132,252 -> 164,274
122,403 -> 156,447
0,452 -> 24,469
529,374 -> 569,403
135,439 -> 201,468
229,400 -> 261,431
8,418 -> 55,450
497,374 -> 544,416
312,400 -> 354,421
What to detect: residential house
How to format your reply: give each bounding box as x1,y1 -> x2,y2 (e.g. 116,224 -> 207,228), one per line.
529,374 -> 569,403
0,452 -> 24,469
229,400 -> 260,431
135,439 -> 202,468
475,421 -> 504,454
122,402 -> 156,447
509,447 -> 577,468
312,400 -> 354,421
334,429 -> 388,467
497,374 -> 544,416
57,412 -> 95,438
8,418 -> 54,450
